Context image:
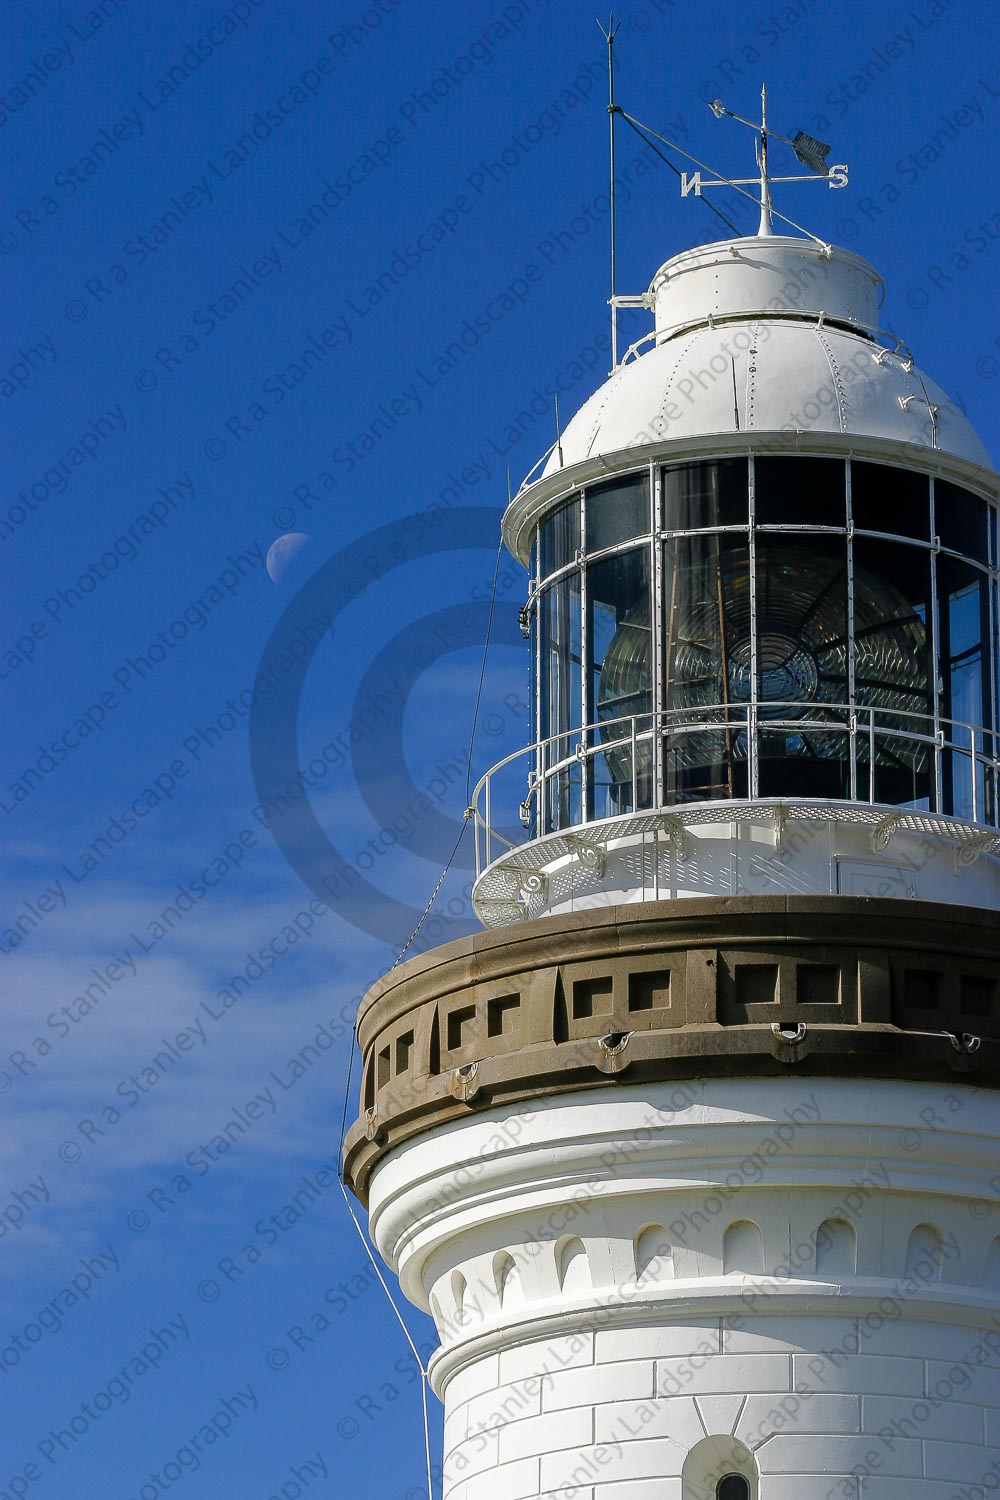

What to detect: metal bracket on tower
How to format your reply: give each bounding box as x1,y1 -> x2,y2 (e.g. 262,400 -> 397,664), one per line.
951,831 -> 1000,875
597,1031 -> 633,1074
476,897 -> 529,922
656,814 -> 690,860
519,871 -> 549,901
561,834 -> 607,878
773,803 -> 788,852
870,813 -> 904,854
772,1022 -> 808,1043
450,1061 -> 481,1103
874,345 -> 914,373
770,1021 -> 809,1065
897,393 -> 939,448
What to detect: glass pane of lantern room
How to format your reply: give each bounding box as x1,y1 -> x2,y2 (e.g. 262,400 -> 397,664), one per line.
585,472 -> 651,554
937,480 -> 989,562
539,571 -> 582,830
588,548 -> 652,818
851,462 -> 930,540
661,534 -> 751,804
754,536 -> 850,799
852,538 -> 933,810
662,458 -> 748,530
937,553 -> 989,821
755,456 -> 845,527
539,497 -> 580,577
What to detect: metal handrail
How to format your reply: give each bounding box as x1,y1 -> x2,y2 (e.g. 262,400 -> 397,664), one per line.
616,312 -> 914,371
470,701 -> 999,876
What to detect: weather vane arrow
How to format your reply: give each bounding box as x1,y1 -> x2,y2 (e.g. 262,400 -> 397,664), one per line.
684,85 -> 849,235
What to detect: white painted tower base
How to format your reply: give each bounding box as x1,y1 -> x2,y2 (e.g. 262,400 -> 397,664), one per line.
369,1079 -> 1000,1500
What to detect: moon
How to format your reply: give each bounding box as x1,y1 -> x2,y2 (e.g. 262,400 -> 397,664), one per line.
266,532 -> 310,584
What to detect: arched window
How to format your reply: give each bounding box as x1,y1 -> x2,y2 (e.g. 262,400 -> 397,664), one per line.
556,1237 -> 591,1293
683,1436 -> 757,1500
494,1252 -> 524,1308
905,1223 -> 943,1281
722,1219 -> 764,1275
451,1270 -> 467,1322
635,1224 -> 673,1283
815,1217 -> 857,1277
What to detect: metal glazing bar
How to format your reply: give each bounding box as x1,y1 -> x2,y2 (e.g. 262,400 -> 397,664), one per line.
479,774 -> 488,870
539,736 -> 547,837
845,459 -> 858,801
972,724 -> 980,824
748,452 -> 759,799
929,476 -> 943,813
652,461 -> 663,811
579,488 -> 589,824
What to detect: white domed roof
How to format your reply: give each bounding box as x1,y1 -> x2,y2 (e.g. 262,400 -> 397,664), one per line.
542,316 -> 992,475
540,236 -> 992,479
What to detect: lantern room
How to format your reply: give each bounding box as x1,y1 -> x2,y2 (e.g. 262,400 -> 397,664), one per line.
472,237 -> 1000,925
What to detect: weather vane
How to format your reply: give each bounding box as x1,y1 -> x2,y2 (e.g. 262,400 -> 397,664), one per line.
681,85 -> 848,236
597,28 -> 853,365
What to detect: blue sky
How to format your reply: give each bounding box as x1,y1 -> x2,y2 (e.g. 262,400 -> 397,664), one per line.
2,0 -> 999,1494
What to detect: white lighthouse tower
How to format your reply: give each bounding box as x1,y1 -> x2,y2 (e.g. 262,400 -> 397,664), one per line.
344,101 -> 1000,1500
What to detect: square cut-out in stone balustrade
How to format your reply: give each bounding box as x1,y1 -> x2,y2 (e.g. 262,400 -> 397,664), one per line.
628,970 -> 671,1012
394,1030 -> 414,1074
486,994 -> 520,1038
445,1004 -> 477,1053
735,964 -> 779,1006
904,968 -> 943,1010
796,965 -> 841,1006
960,974 -> 994,1018
572,977 -> 615,1019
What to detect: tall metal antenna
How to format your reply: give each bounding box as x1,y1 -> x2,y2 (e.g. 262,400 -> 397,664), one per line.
598,15 -> 622,367
757,83 -> 772,235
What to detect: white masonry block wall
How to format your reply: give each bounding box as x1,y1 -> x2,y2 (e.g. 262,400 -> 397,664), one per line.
368,1079 -> 1000,1500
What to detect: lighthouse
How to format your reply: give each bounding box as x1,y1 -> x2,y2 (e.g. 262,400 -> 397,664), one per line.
343,98 -> 1000,1500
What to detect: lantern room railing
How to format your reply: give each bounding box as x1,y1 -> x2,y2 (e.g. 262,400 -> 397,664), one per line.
470,702 -> 1000,878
